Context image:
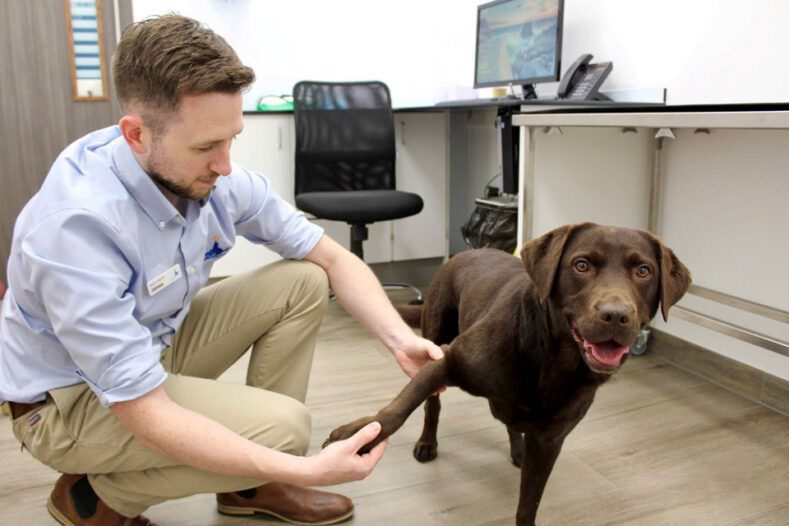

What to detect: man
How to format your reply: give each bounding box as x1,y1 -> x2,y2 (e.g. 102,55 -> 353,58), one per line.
0,14 -> 443,526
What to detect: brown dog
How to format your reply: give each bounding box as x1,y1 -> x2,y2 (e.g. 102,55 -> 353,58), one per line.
325,223 -> 691,525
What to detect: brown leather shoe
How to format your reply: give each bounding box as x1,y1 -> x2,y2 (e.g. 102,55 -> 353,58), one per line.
217,482 -> 354,525
47,473 -> 155,526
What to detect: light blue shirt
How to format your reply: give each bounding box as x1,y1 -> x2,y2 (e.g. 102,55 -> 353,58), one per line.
0,126 -> 323,407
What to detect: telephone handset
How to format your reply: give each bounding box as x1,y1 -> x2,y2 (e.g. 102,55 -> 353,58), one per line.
557,54 -> 613,101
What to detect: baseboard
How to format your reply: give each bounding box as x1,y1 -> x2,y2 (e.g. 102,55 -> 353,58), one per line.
649,329 -> 788,416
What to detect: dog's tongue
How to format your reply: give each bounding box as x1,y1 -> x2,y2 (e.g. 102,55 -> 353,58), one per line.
587,341 -> 630,365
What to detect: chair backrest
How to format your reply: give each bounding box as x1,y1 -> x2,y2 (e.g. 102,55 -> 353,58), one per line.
293,81 -> 396,195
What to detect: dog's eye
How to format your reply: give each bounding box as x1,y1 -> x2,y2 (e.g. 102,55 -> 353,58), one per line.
637,265 -> 652,278
574,260 -> 590,273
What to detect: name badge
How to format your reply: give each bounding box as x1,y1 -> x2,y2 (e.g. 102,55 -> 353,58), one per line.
146,264 -> 183,296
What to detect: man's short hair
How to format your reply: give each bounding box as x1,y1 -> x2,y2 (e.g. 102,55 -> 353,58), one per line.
112,14 -> 255,126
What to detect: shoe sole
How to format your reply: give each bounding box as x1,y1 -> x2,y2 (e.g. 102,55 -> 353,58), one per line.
47,497 -> 77,526
217,502 -> 354,526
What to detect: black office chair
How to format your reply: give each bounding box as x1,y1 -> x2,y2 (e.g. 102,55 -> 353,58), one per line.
293,80 -> 424,303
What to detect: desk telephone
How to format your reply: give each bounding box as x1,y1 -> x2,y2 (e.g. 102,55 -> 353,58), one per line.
557,54 -> 612,101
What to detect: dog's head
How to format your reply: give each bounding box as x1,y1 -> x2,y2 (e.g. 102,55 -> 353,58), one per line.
521,223 -> 691,374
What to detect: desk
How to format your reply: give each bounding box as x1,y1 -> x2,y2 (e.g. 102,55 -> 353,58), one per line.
512,103 -> 789,370
513,102 -> 789,246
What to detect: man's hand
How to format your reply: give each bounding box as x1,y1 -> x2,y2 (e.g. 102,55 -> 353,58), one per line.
303,422 -> 388,486
392,333 -> 444,378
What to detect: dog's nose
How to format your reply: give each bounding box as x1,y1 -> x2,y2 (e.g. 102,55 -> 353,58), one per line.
598,303 -> 633,326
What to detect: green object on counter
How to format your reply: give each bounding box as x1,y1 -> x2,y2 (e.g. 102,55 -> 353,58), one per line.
257,94 -> 294,111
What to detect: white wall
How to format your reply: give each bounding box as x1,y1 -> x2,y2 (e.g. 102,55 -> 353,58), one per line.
132,0 -> 789,106
555,0 -> 789,105
132,0 -> 482,109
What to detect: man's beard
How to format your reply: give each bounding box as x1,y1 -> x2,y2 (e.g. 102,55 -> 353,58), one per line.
149,170 -> 203,201
146,145 -> 213,201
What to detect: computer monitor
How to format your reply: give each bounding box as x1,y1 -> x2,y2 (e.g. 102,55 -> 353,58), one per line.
474,0 -> 564,99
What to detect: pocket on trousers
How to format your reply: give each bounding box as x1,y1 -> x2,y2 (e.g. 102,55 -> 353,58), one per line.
11,401 -> 76,471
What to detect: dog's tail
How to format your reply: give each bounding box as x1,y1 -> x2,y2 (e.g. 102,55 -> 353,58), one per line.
396,304 -> 423,328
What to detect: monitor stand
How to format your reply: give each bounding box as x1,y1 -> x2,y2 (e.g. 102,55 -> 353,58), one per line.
521,84 -> 538,100
498,84 -> 538,102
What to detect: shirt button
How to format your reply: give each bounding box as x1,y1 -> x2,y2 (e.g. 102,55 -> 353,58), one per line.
158,221 -> 166,228
187,266 -> 196,274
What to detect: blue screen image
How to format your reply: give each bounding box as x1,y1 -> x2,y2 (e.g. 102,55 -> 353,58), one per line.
476,0 -> 560,85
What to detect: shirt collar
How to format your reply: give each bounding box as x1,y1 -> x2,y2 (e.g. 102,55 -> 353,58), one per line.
110,133 -> 181,227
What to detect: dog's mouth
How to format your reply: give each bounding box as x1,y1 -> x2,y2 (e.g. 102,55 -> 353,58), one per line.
571,325 -> 630,374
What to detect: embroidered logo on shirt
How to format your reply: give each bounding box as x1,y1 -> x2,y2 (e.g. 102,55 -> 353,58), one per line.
27,413 -> 42,427
204,236 -> 228,261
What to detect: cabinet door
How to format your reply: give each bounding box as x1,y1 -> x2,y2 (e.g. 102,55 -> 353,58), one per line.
232,115 -> 294,202
211,115 -> 293,277
393,113 -> 448,260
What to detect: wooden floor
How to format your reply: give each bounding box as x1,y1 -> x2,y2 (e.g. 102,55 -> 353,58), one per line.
1,291 -> 787,525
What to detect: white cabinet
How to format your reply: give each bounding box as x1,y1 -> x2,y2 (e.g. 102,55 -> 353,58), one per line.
211,112 -> 448,277
394,112 -> 448,260
232,114 -> 294,201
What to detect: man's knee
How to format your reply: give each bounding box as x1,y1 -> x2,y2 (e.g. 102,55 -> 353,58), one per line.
297,261 -> 329,305
250,260 -> 328,307
250,396 -> 311,457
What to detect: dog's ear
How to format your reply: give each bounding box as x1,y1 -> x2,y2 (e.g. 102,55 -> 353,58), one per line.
520,223 -> 590,303
643,232 -> 692,321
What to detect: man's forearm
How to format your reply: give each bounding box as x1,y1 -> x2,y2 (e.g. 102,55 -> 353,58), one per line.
325,249 -> 412,353
111,386 -> 310,485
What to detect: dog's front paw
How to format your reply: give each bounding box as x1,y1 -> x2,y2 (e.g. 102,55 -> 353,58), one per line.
322,416 -> 378,450
413,439 -> 438,463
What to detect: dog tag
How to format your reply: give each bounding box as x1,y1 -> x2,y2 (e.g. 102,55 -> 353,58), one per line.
146,264 -> 183,296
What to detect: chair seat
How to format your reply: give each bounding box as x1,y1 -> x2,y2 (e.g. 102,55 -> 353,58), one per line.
296,190 -> 423,224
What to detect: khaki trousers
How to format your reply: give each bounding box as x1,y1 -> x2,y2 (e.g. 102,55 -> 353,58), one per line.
11,260 -> 328,517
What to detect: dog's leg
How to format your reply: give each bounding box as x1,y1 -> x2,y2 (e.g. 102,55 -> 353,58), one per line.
516,431 -> 565,526
324,356 -> 449,454
413,394 -> 441,462
507,426 -> 524,467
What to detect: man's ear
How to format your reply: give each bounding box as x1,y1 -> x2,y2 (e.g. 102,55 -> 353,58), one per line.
118,114 -> 147,155
520,223 -> 592,303
643,232 -> 692,321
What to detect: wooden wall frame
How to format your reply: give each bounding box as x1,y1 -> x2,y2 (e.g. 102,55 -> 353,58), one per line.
64,0 -> 109,101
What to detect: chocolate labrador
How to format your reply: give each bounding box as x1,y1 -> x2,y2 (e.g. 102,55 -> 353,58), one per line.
324,223 -> 691,525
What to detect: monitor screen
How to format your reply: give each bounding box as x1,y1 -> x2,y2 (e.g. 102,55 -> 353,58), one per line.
474,0 -> 564,88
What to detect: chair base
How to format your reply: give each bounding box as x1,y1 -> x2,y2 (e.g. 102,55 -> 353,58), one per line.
382,283 -> 424,304
350,224 -> 368,259
334,223 -> 424,305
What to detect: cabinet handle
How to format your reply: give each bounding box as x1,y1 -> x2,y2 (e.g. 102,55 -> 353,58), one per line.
400,121 -> 405,146
277,125 -> 283,150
